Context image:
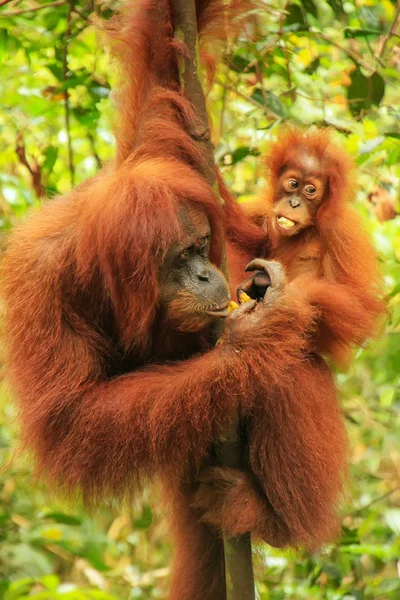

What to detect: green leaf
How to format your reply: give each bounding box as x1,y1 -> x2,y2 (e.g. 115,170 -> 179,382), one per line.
41,511 -> 81,526
83,543 -> 108,571
229,147 -> 260,165
300,0 -> 317,18
390,300 -> 400,328
305,57 -> 320,74
227,54 -> 256,74
379,387 -> 394,407
0,513 -> 10,524
72,107 -> 100,127
59,72 -> 91,91
4,579 -> 33,600
327,0 -> 344,17
347,67 -> 385,115
348,67 -> 369,115
42,6 -> 67,30
386,145 -> 400,166
39,575 -> 60,591
41,147 -> 58,177
0,29 -> 8,60
251,89 -> 288,117
344,27 -> 382,38
370,71 -> 385,106
283,4 -> 309,31
133,504 -> 153,530
321,562 -> 341,581
266,92 -> 288,117
340,526 -> 360,545
47,63 -> 63,82
0,580 -> 10,599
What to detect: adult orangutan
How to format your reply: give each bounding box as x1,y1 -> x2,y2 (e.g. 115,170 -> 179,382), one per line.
224,127 -> 384,367
2,4 -> 347,599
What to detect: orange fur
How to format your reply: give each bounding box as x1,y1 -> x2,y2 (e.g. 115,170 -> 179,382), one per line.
2,6 -> 348,598
224,127 -> 385,366
109,0 -> 257,164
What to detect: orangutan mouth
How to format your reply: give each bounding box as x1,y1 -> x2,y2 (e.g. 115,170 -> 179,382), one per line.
277,215 -> 297,229
205,300 -> 231,318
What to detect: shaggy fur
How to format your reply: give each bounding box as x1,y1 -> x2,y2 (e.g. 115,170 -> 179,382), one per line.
224,127 -> 385,366
3,4 -> 348,599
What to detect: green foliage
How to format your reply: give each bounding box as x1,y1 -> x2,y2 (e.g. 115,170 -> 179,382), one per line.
0,0 -> 399,598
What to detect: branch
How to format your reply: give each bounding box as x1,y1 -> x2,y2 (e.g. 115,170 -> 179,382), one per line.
15,133 -> 44,198
171,2 -> 255,599
376,3 -> 400,61
62,0 -> 75,186
172,0 -> 215,185
348,485 -> 400,517
216,77 -> 279,120
310,29 -> 376,74
0,0 -> 66,17
88,132 -> 102,170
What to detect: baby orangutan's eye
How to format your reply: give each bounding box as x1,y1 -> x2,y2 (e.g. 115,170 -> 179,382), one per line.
288,179 -> 298,189
304,185 -> 316,197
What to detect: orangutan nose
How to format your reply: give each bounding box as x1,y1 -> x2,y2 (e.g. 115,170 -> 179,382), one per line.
198,268 -> 210,282
289,197 -> 301,208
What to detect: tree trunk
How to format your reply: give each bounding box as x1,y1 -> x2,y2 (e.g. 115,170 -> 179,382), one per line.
171,2 -> 255,598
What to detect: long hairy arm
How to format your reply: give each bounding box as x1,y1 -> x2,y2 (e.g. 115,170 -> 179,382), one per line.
247,355 -> 347,549
193,291 -> 348,549
3,222 -> 316,505
291,206 -> 385,366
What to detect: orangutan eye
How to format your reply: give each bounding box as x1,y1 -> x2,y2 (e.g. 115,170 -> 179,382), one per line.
179,248 -> 191,263
288,179 -> 298,189
304,185 -> 316,196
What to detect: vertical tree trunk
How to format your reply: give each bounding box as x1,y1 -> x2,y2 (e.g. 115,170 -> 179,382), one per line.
171,2 -> 255,598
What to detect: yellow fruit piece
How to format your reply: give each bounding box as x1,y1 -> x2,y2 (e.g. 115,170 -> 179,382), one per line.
239,292 -> 251,304
227,301 -> 239,313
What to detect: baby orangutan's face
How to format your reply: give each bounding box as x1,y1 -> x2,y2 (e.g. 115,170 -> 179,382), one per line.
272,151 -> 328,237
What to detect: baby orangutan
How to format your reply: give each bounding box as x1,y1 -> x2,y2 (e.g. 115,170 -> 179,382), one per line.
225,127 -> 385,366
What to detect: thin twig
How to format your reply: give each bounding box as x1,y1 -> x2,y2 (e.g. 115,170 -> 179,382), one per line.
88,133 -> 102,170
0,0 -> 66,16
255,62 -> 268,107
280,88 -> 368,105
310,30 -> 376,73
15,133 -> 44,198
376,2 -> 400,60
62,0 -> 75,186
278,1 -> 294,100
311,30 -> 397,89
0,0 -> 17,7
227,40 -> 277,89
349,485 -> 400,516
216,78 -> 278,120
219,75 -> 228,140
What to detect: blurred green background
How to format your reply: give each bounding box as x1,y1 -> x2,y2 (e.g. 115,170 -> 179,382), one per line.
0,0 -> 399,598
